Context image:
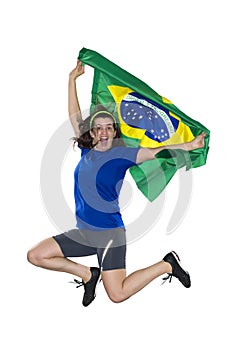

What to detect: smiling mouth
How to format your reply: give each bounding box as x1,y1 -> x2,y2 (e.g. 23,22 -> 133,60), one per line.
99,137 -> 109,146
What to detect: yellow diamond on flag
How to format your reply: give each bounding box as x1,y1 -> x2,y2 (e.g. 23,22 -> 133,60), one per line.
108,85 -> 194,148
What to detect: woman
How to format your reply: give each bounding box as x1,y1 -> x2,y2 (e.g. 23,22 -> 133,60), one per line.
27,61 -> 206,306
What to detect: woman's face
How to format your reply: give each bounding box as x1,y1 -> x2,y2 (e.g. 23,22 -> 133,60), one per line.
90,117 -> 117,151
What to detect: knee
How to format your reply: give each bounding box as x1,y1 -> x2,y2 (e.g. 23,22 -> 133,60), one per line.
107,290 -> 126,304
27,248 -> 43,267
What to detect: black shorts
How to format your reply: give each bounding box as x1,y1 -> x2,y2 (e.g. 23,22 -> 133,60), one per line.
53,228 -> 126,271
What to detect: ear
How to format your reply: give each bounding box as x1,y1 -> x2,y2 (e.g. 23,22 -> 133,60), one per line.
90,129 -> 95,138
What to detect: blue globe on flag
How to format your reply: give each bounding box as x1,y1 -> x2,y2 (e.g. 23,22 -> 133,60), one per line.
120,92 -> 179,143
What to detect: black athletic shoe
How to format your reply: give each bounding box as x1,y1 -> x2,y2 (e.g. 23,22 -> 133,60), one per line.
72,267 -> 101,307
162,251 -> 191,288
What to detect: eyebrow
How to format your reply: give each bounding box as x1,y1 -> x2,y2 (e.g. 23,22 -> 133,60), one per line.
93,123 -> 114,127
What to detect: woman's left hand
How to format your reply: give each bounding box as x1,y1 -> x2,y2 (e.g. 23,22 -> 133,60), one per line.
189,132 -> 206,150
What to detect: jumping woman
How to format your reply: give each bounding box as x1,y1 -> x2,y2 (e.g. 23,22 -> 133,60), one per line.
27,60 -> 206,306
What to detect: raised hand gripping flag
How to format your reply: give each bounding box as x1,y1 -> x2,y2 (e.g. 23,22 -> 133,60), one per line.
78,48 -> 210,202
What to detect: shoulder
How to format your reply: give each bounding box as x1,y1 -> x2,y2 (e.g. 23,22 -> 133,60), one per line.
111,146 -> 138,154
79,146 -> 91,157
111,146 -> 139,163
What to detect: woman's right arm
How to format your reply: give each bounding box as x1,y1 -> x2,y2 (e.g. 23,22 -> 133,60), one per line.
68,60 -> 85,138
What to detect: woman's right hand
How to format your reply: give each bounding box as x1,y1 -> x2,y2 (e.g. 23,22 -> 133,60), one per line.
69,60 -> 85,80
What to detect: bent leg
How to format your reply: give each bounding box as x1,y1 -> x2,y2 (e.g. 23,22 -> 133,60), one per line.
27,237 -> 91,282
102,261 -> 172,303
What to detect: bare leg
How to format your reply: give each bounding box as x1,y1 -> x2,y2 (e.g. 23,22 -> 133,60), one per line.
27,238 -> 91,283
101,261 -> 172,303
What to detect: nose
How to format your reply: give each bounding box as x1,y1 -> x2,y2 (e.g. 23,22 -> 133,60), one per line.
100,127 -> 107,135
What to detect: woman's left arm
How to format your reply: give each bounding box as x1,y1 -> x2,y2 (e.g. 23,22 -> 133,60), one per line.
136,132 -> 206,164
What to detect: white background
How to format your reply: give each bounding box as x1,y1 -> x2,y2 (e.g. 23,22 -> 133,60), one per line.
1,0 -> 232,349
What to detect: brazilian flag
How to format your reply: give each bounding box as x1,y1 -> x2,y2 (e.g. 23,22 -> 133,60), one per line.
78,47 -> 210,202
